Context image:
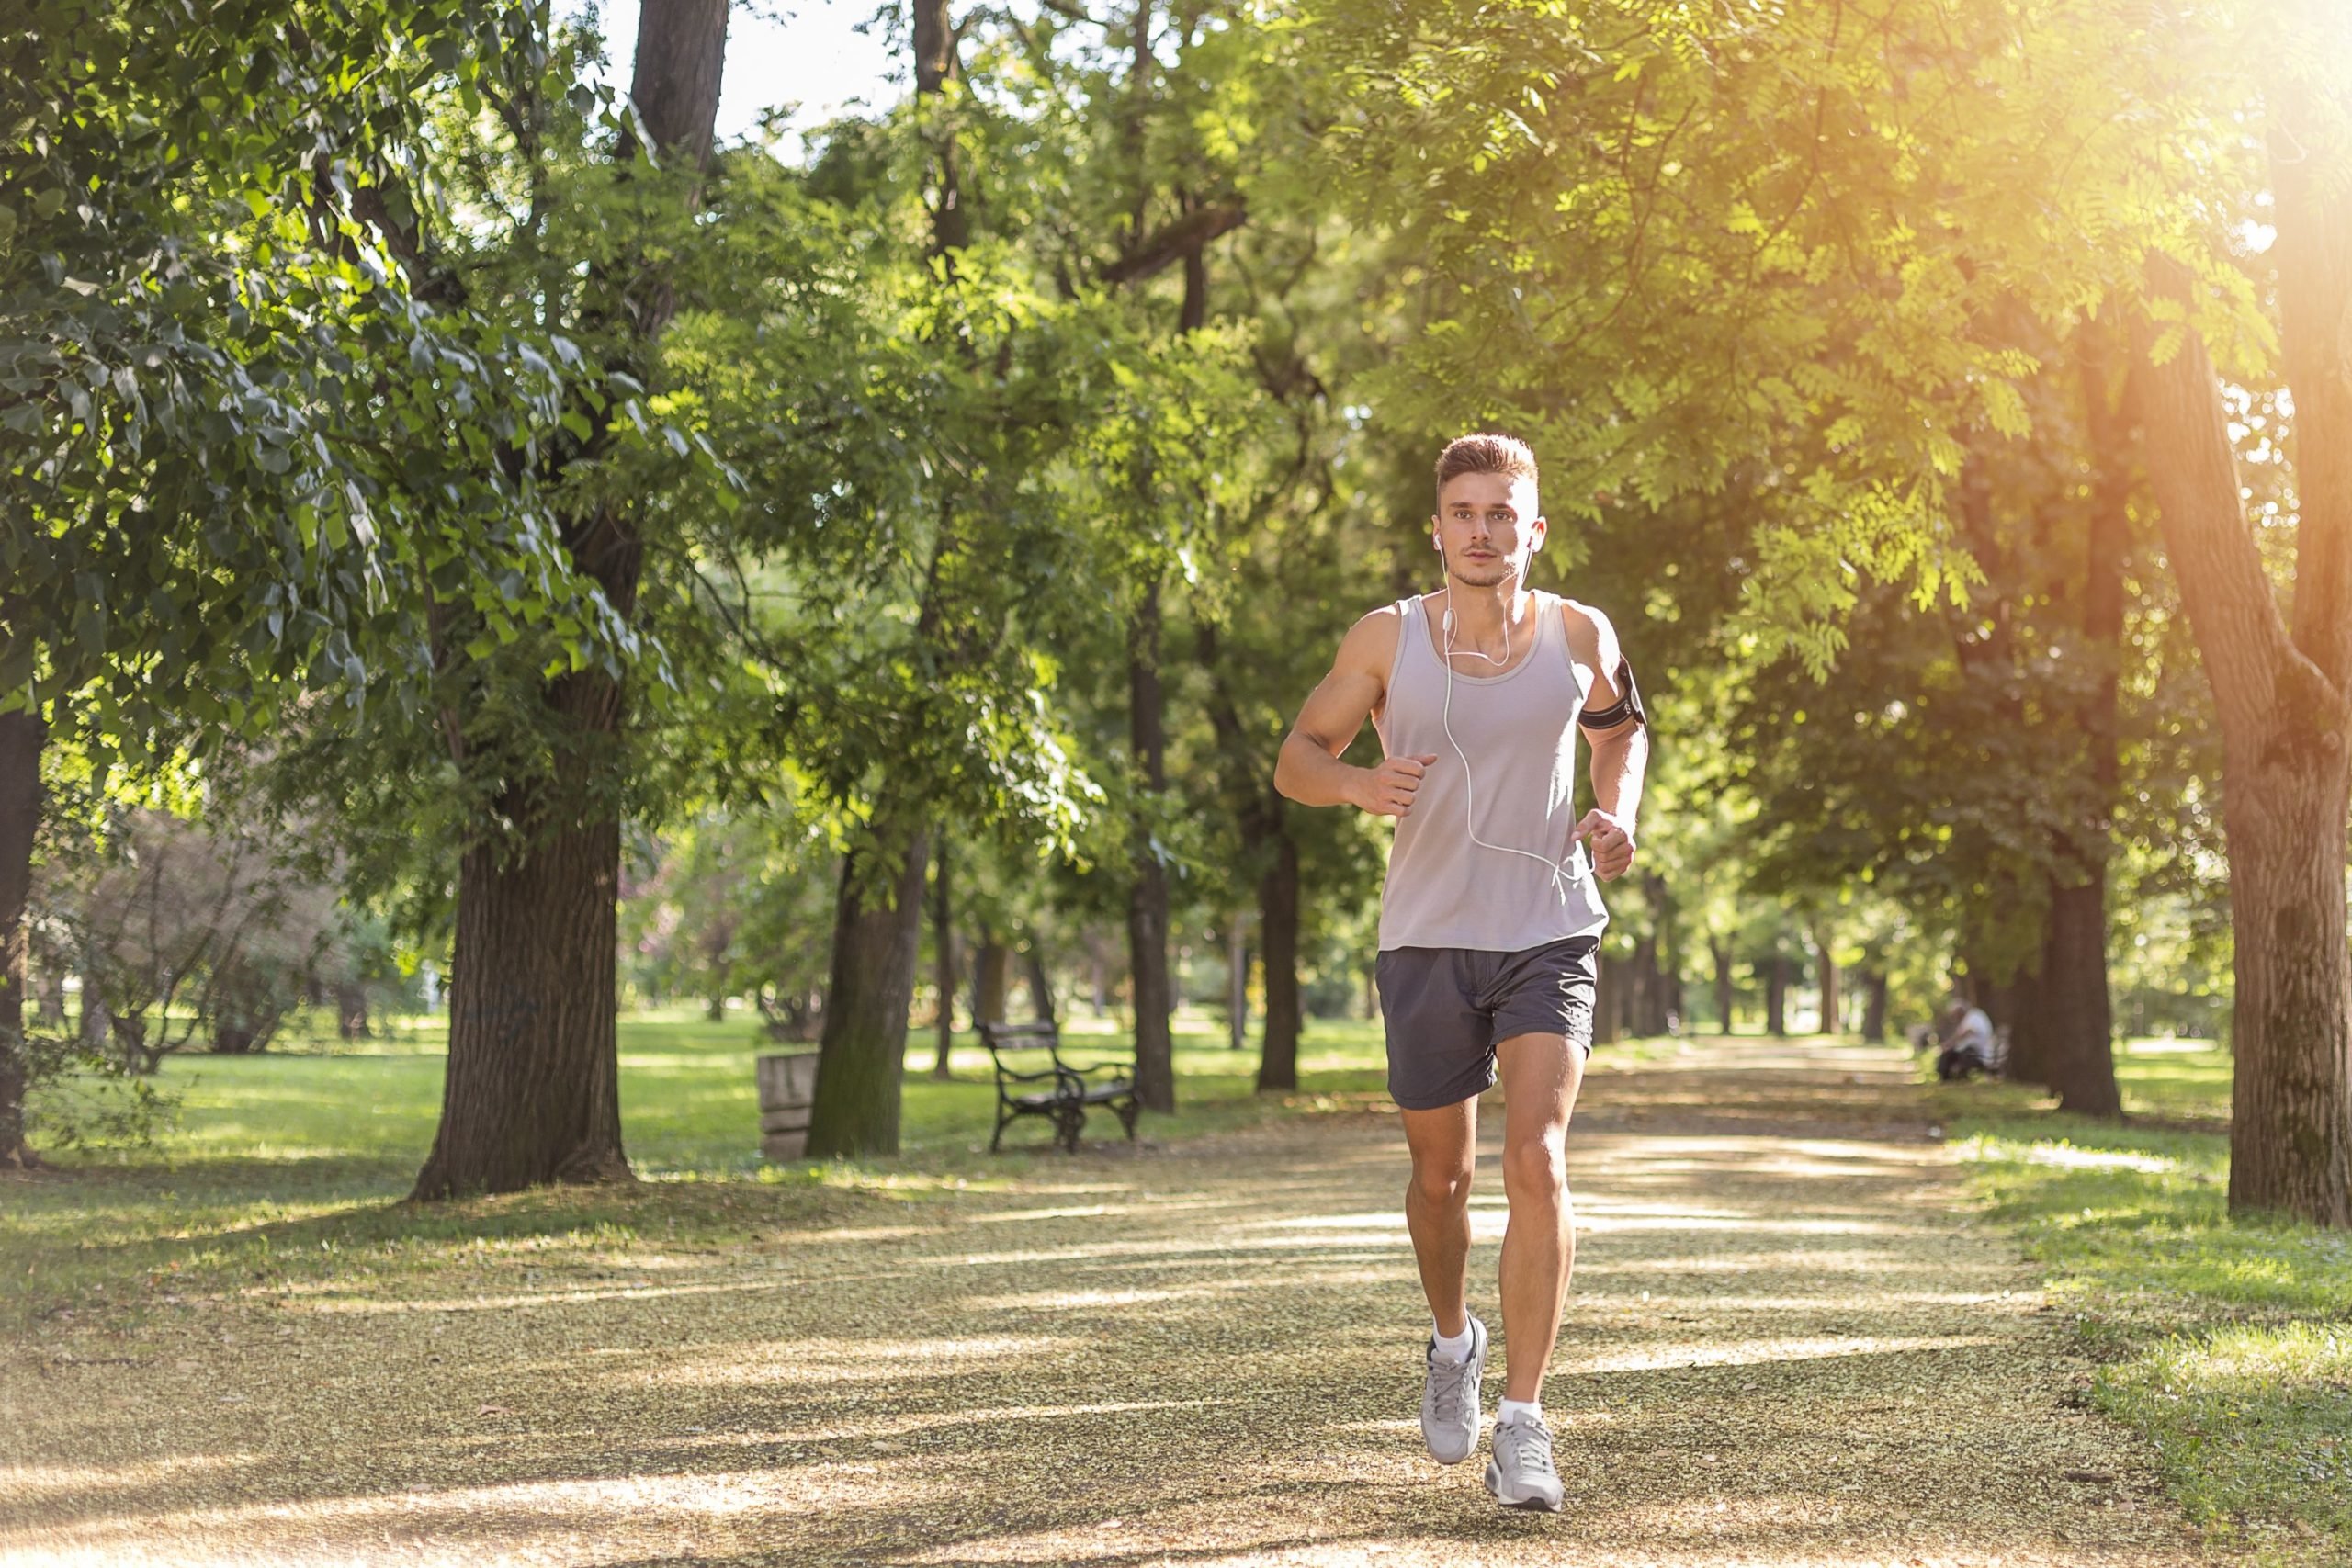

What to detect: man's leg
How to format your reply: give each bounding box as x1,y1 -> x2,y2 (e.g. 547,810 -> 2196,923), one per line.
1399,1096 -> 1478,1336
1493,1031 -> 1586,1404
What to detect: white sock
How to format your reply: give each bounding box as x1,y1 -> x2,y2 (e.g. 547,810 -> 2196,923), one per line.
1430,1319 -> 1476,1364
1498,1396 -> 1543,1427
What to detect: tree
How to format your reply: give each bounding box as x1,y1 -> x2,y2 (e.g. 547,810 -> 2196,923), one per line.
406,0 -> 731,1198
2,2 -> 594,1168
2129,53 -> 2352,1220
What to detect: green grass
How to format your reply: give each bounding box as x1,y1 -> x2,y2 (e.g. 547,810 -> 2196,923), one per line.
2,1005 -> 1396,1335
1930,1038 -> 2352,1563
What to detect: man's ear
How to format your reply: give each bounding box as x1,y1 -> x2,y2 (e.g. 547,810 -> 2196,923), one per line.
1530,516 -> 1550,552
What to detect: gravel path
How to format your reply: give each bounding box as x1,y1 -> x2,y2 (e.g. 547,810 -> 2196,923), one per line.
3,1036 -> 2222,1566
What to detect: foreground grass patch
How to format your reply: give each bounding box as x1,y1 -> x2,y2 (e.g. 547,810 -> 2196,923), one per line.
1937,1039 -> 2352,1561
0,1007 -> 1395,1335
2103,1322 -> 2352,1547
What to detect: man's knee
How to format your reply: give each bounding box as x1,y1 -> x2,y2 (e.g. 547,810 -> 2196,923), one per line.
1502,1137 -> 1566,1203
1409,1157 -> 1474,1211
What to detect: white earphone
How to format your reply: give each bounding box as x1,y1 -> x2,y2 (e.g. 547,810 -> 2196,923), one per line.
1430,529 -> 1586,904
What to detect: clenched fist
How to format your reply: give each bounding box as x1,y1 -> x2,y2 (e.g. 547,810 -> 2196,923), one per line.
1356,753 -> 1441,818
1576,808 -> 1636,880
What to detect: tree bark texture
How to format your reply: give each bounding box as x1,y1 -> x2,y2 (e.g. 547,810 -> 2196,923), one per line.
0,707 -> 43,1168
414,0 -> 727,1199
1023,944 -> 1056,1025
2003,953 -> 2052,1088
1860,969 -> 1888,1043
1711,939 -> 1735,1032
1593,953 -> 1623,1045
805,823 -> 932,1159
2039,877 -> 2121,1113
1227,919 -> 1248,1052
417,818 -> 632,1195
930,839 -> 956,1077
972,933 -> 1011,1027
2135,222 -> 2352,1223
1765,956 -> 1788,1037
1127,577 -> 1177,1112
1258,832 -> 1301,1091
911,0 -> 968,256
1810,921 -> 1838,1036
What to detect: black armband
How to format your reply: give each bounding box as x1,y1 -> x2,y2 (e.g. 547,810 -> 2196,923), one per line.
1577,658 -> 1647,732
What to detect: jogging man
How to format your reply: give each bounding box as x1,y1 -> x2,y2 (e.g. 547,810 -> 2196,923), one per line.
1272,433 -> 1648,1511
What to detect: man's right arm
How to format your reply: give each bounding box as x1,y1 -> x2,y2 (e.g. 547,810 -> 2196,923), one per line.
1273,609 -> 1436,817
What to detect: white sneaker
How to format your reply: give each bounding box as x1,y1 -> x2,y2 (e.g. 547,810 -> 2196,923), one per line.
1485,1410 -> 1564,1511
1419,1314 -> 1486,1464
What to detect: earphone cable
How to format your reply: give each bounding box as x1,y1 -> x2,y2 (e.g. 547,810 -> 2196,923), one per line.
1440,598 -> 1581,905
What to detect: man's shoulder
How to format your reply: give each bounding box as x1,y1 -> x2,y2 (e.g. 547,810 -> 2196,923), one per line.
1331,599 -> 1409,677
1554,595 -> 1622,667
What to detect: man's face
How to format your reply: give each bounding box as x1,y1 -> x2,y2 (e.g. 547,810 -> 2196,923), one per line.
1432,472 -> 1546,589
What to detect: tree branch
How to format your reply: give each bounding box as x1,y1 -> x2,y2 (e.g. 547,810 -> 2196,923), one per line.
1099,203 -> 1246,286
2131,255 -> 2333,735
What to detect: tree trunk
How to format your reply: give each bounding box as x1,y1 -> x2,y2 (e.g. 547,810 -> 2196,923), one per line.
2002,947 -> 2054,1087
1810,921 -> 1838,1037
805,821 -> 932,1159
413,0 -> 727,1200
2135,216 -> 2352,1221
2223,781 -> 2352,1219
1258,831 -> 1301,1091
930,835 -> 956,1077
1127,577 -> 1176,1111
971,932 -> 1011,1028
77,956 -> 107,1050
415,818 -> 632,1196
2040,877 -> 2121,1113
337,982 -> 372,1041
1593,953 -> 1622,1045
1627,933 -> 1659,1037
1860,968 -> 1889,1043
911,0 -> 968,257
1711,938 -> 1735,1032
0,706 -> 42,1168
1023,942 -> 1056,1024
35,965 -> 65,1030
2013,323 -> 2135,1118
1765,956 -> 1788,1037
1226,918 -> 1248,1051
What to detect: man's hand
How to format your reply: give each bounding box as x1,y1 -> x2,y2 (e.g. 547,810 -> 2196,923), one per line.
1575,808 -> 1636,880
1356,754 -> 1441,818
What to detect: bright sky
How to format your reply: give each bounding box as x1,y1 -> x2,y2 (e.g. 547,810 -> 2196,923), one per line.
572,0 -> 905,153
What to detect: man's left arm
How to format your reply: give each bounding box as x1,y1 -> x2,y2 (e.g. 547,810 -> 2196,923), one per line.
1565,601 -> 1648,882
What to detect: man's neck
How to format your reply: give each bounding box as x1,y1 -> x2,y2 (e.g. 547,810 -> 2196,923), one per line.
1441,579 -> 1535,642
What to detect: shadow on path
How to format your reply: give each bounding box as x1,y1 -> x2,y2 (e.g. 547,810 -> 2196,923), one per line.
1,1037 -> 2219,1566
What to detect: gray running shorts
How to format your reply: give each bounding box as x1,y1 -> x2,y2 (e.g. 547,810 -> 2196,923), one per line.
1374,937 -> 1600,1111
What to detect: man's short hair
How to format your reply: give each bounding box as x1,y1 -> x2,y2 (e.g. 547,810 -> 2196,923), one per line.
1434,433 -> 1539,509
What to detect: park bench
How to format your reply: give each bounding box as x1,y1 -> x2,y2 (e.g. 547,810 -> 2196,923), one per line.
978,1021 -> 1141,1154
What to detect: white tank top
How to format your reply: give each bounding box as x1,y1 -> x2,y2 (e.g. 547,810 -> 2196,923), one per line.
1372,592 -> 1610,952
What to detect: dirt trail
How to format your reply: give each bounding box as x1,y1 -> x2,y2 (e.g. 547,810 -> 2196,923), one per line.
2,1037 -> 2220,1566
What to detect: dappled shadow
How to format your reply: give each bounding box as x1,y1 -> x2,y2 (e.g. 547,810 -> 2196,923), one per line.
2,1038 -> 2215,1566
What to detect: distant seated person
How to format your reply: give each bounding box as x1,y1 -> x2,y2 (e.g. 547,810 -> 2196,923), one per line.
1936,998 -> 1996,1081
